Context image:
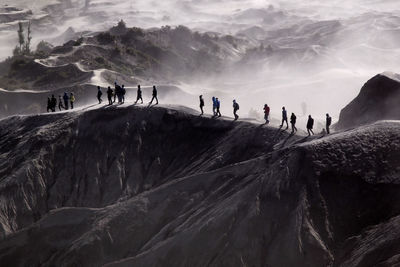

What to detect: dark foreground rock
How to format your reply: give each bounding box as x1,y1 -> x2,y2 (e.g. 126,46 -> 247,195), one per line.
337,72 -> 400,129
0,106 -> 399,267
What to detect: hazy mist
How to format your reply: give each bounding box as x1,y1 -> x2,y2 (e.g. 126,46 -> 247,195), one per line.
1,0 -> 400,122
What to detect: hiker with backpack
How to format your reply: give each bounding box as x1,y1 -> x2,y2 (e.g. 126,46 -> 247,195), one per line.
107,86 -> 113,105
280,106 -> 288,130
97,86 -> 103,104
290,112 -> 297,134
212,97 -> 217,116
263,104 -> 270,124
233,99 -> 239,120
216,98 -> 221,117
326,113 -> 332,134
70,93 -> 75,109
307,115 -> 315,136
199,95 -> 205,115
135,85 -> 143,104
149,85 -> 158,105
63,92 -> 69,110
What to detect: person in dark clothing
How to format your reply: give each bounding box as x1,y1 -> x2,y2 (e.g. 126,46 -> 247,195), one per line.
326,113 -> 332,134
290,112 -> 297,134
307,115 -> 314,136
233,99 -> 239,120
107,86 -> 113,105
280,106 -> 288,129
113,82 -> 118,103
199,95 -> 205,115
97,86 -> 103,104
149,85 -> 158,105
63,92 -> 69,110
135,85 -> 143,104
58,95 -> 64,111
212,97 -> 217,116
47,97 -> 51,112
70,93 -> 75,109
50,95 -> 57,112
263,104 -> 270,124
216,98 -> 221,117
121,84 -> 126,104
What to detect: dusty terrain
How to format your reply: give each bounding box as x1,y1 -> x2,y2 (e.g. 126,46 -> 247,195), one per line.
0,103 -> 399,267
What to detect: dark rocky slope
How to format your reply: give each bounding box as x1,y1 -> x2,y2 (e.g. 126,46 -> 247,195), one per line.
0,105 -> 399,266
337,72 -> 400,129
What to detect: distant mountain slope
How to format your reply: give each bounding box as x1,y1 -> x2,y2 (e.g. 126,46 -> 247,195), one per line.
0,105 -> 399,266
337,72 -> 400,129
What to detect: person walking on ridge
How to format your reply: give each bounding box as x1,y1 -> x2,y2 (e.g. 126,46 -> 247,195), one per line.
121,84 -> 126,104
46,97 -> 51,112
50,95 -> 56,112
216,98 -> 221,117
107,86 -> 113,105
70,93 -> 75,109
280,106 -> 288,129
149,85 -> 158,105
199,95 -> 205,115
97,86 -> 103,104
135,85 -> 143,104
233,99 -> 239,120
58,95 -> 64,111
326,113 -> 332,134
307,115 -> 314,136
212,97 -> 217,117
63,92 -> 69,110
290,112 -> 297,134
263,104 -> 270,124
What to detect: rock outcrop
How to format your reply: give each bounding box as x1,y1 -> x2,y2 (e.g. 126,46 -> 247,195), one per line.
337,72 -> 400,129
0,105 -> 400,266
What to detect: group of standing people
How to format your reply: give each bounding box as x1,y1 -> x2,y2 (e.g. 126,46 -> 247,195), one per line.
97,84 -> 158,106
98,83 -> 126,105
47,92 -> 75,112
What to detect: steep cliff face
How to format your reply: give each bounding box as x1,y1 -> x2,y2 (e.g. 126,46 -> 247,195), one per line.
0,106 -> 400,267
337,72 -> 400,129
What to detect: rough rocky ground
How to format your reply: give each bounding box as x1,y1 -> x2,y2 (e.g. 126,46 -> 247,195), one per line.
0,104 -> 399,267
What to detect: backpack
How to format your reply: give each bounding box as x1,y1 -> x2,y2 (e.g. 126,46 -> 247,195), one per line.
234,103 -> 239,110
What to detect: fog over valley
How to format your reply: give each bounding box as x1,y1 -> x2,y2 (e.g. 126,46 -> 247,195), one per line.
1,0 -> 400,120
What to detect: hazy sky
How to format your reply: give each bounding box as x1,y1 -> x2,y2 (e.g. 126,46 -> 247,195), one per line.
1,0 -> 400,119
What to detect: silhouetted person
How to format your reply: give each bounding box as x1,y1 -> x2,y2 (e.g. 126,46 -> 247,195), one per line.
47,97 -> 51,112
307,115 -> 314,136
149,85 -> 158,105
50,95 -> 57,112
212,97 -> 217,116
121,84 -> 126,104
326,113 -> 332,134
113,82 -> 118,103
107,86 -> 113,105
135,85 -> 143,104
97,86 -> 103,104
233,99 -> 239,120
263,104 -> 270,124
280,106 -> 288,129
290,112 -> 297,133
199,95 -> 204,115
70,93 -> 75,109
216,98 -> 221,117
58,95 -> 64,111
63,92 -> 69,110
